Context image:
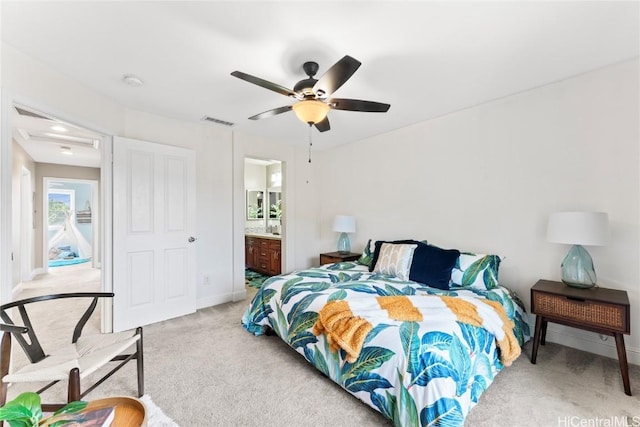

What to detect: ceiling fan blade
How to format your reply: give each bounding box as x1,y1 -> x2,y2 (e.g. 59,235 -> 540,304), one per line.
329,98 -> 390,113
248,105 -> 293,120
313,55 -> 361,97
314,117 -> 330,132
231,71 -> 297,98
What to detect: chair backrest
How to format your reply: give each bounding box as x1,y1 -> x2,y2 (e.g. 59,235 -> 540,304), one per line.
0,292 -> 114,364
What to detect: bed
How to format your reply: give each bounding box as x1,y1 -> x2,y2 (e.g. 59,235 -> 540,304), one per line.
242,241 -> 530,426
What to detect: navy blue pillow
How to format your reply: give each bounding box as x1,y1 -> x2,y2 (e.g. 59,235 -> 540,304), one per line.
409,243 -> 460,290
369,239 -> 422,272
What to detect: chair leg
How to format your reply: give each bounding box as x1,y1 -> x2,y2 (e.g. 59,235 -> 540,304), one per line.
136,327 -> 144,397
0,332 -> 12,407
68,367 -> 81,402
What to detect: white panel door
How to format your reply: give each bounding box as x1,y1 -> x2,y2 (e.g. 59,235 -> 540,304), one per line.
112,136 -> 196,332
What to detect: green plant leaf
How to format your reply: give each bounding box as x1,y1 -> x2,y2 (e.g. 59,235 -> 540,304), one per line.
341,346 -> 395,379
245,288 -> 276,325
420,397 -> 464,427
5,419 -> 33,427
52,401 -> 87,417
399,321 -> 421,378
295,271 -> 329,279
0,405 -> 32,421
288,311 -> 319,342
0,392 -> 40,425
363,323 -> 393,345
396,368 -> 419,427
344,371 -> 393,393
286,293 -> 322,324
334,282 -> 378,294
274,301 -> 289,338
460,256 -> 492,286
370,391 -> 396,423
327,289 -> 347,301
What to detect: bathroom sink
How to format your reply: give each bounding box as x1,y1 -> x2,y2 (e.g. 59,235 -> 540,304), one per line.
245,232 -> 281,239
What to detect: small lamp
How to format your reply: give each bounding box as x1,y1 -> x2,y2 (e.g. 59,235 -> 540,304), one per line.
333,215 -> 356,254
546,211 -> 609,288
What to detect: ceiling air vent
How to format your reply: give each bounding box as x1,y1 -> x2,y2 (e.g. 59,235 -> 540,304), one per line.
15,106 -> 52,120
202,116 -> 234,127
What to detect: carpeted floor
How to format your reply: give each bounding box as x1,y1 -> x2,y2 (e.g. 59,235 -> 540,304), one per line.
6,267 -> 640,426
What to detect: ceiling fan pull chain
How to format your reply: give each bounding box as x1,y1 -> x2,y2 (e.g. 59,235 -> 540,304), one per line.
308,123 -> 313,163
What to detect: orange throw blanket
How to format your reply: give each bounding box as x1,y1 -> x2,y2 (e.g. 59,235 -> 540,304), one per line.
312,295 -> 521,366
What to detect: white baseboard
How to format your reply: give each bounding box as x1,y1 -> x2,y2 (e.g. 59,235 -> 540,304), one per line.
196,289 -> 248,310
232,288 -> 247,302
12,282 -> 24,297
543,324 -> 640,366
13,269 -> 42,296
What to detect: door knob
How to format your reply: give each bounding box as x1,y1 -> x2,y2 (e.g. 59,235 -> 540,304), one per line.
188,236 -> 197,243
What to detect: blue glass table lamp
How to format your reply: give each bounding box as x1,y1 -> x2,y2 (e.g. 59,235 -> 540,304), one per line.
546,212 -> 609,288
333,215 -> 356,254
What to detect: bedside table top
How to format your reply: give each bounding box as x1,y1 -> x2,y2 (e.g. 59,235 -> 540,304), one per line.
320,251 -> 361,258
532,279 -> 630,306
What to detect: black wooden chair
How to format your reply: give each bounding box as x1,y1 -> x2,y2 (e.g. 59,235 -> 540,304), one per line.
0,293 -> 143,411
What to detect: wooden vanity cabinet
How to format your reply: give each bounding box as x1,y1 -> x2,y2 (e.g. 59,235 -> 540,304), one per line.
245,236 -> 281,276
245,237 -> 258,271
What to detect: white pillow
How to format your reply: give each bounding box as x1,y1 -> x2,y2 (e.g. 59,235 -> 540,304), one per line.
373,243 -> 417,281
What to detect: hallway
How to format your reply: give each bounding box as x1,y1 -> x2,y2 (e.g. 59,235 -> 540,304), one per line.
15,262 -> 100,300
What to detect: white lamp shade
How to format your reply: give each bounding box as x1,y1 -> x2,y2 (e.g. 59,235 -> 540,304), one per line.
333,215 -> 356,233
546,211 -> 609,246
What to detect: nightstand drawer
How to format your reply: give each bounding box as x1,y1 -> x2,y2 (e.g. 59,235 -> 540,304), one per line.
532,291 -> 627,333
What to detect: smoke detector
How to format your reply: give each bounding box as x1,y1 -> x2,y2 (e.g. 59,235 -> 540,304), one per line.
122,74 -> 144,87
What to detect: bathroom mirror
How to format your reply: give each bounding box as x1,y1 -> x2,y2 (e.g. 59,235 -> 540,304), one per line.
268,191 -> 282,219
246,190 -> 264,220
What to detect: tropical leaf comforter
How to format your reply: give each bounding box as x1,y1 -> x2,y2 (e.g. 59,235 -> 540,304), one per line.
242,262 -> 530,426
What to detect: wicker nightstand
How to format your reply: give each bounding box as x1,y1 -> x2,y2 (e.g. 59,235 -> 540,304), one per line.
530,279 -> 631,395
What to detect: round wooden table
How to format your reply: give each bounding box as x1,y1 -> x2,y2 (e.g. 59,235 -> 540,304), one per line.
42,396 -> 147,427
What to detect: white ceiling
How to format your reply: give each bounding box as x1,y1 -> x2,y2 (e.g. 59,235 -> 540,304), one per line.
11,105 -> 103,168
2,1 -> 639,154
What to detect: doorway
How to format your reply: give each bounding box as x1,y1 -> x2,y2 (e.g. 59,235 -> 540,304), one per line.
43,178 -> 98,273
244,157 -> 284,294
9,104 -> 104,298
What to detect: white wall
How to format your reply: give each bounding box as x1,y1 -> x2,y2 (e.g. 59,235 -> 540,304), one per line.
315,58 -> 640,364
11,140 -> 35,286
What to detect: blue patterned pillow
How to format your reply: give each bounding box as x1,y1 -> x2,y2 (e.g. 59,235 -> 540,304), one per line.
449,252 -> 501,290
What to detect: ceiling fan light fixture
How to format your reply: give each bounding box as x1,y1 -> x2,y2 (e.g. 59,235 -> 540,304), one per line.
292,100 -> 330,124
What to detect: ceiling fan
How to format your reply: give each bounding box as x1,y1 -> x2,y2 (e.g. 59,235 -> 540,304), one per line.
231,55 -> 390,132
